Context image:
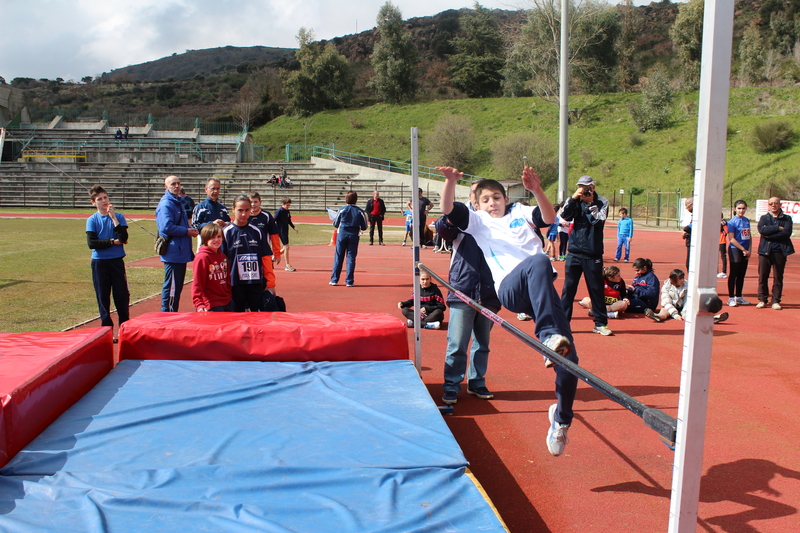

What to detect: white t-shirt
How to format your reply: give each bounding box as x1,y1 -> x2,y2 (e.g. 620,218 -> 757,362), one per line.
462,203 -> 547,292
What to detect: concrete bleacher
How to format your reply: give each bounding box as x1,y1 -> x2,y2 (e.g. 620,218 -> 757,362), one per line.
1,120 -> 447,214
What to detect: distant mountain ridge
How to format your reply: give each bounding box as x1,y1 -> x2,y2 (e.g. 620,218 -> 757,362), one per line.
101,45 -> 297,82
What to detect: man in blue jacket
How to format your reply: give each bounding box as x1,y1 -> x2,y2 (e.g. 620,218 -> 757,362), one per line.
559,175 -> 612,336
156,175 -> 199,312
192,178 -> 230,233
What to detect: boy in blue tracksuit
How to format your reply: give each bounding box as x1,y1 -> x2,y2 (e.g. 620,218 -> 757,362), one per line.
222,195 -> 272,312
435,181 -> 500,406
156,175 -> 199,312
86,184 -> 130,329
330,191 -> 368,287
615,207 -> 633,262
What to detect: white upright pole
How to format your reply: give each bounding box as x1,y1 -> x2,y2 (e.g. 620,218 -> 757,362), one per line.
557,0 -> 569,203
668,1 -> 734,531
411,127 -> 422,372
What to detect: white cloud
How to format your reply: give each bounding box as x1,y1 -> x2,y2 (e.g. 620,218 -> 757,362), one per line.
0,0 -> 659,81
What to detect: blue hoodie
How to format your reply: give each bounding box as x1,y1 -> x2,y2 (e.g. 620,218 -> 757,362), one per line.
155,190 -> 194,263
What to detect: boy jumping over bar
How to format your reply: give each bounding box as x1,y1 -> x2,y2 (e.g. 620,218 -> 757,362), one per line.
438,165 -> 579,456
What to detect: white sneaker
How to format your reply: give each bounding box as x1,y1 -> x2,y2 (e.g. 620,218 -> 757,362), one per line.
772,302 -> 782,310
592,325 -> 613,336
542,334 -> 571,368
717,272 -> 728,278
517,313 -> 532,321
607,311 -> 618,319
424,321 -> 441,329
727,297 -> 738,307
737,297 -> 751,306
547,403 -> 570,456
756,301 -> 766,309
407,319 -> 414,327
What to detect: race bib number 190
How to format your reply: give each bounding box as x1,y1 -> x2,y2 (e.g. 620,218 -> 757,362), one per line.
237,253 -> 260,281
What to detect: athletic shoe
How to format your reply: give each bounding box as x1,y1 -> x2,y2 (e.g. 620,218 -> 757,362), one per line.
756,301 -> 766,309
558,255 -> 566,261
285,266 -> 296,272
727,297 -> 738,307
717,272 -> 728,278
467,387 -> 494,400
623,259 -> 629,263
402,241 -> 407,246
517,312 -> 533,321
369,242 -> 373,245
547,403 -> 570,457
593,325 -> 613,336
407,319 -> 414,328
772,302 -> 782,310
542,334 -> 571,368
346,283 -> 355,287
614,258 -> 620,262
424,321 -> 441,329
608,311 -> 618,319
587,309 -> 594,317
645,308 -> 661,323
713,312 -> 729,324
442,391 -> 458,405
379,242 -> 385,246
737,297 -> 751,306
329,281 -> 337,286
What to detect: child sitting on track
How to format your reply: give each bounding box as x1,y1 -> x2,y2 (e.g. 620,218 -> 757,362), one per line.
397,271 -> 446,329
438,165 -> 578,457
649,269 -> 729,324
623,258 -> 660,319
579,265 -> 628,319
192,223 -> 233,312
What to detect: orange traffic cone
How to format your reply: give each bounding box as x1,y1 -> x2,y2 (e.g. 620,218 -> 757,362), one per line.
329,230 -> 337,246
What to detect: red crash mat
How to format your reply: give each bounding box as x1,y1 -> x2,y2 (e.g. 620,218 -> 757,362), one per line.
0,327 -> 114,467
118,312 -> 409,362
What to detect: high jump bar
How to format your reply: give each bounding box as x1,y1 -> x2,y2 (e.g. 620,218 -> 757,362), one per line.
418,262 -> 677,447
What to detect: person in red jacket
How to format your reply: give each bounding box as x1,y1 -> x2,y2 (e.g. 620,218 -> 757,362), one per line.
192,223 -> 233,312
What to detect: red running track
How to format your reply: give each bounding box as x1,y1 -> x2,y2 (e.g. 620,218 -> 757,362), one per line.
78,224 -> 800,532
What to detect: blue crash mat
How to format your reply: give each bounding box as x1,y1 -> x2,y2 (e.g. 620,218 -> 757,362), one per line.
0,360 -> 506,532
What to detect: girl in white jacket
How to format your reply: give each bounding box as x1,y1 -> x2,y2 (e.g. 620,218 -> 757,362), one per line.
651,269 -> 729,324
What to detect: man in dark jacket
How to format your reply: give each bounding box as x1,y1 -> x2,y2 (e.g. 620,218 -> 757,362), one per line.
756,197 -> 795,310
365,190 -> 387,245
559,175 -> 612,336
435,182 -> 500,405
156,175 -> 199,312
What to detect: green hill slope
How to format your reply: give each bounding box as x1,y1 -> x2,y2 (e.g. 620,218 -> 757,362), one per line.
252,87 -> 800,208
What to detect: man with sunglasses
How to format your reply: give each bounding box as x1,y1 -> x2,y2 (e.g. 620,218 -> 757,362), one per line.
756,197 -> 795,310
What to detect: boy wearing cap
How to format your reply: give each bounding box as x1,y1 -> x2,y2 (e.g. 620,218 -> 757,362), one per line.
559,176 -> 613,336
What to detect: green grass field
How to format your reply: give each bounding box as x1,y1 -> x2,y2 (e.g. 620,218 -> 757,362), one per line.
0,216 -> 346,333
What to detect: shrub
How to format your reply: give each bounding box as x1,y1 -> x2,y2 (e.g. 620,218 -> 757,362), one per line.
429,113 -> 475,169
750,120 -> 795,153
491,131 -> 557,185
680,148 -> 696,174
581,149 -> 597,168
629,65 -> 674,132
629,133 -> 644,147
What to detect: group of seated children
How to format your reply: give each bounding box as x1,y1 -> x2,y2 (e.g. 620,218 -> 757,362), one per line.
580,259 -> 728,324
191,192 -> 284,312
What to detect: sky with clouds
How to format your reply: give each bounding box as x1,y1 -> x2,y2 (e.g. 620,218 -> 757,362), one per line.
1,0 -> 657,82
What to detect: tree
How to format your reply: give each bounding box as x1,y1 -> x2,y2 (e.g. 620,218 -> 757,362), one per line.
739,21 -> 765,86
614,0 -> 639,93
282,28 -> 354,116
670,0 -> 704,90
491,131 -> 558,185
368,2 -> 418,103
628,65 -> 674,132
429,114 -> 476,169
503,0 -> 621,100
449,3 -> 505,98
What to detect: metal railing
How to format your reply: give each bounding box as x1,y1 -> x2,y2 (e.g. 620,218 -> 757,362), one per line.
288,144 -> 480,185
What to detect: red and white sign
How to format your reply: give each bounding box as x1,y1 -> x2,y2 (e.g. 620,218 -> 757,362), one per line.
755,199 -> 800,225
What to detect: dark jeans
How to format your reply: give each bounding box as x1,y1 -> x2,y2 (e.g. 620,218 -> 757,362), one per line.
91,257 -> 130,327
560,253 -> 608,327
719,243 -> 727,274
369,216 -> 384,243
727,248 -> 749,298
161,262 -> 187,312
232,284 -> 263,312
497,253 -> 579,426
758,251 -> 787,304
401,307 -> 444,326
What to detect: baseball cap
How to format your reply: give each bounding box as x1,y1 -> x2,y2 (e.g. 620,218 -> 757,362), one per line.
576,176 -> 594,186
